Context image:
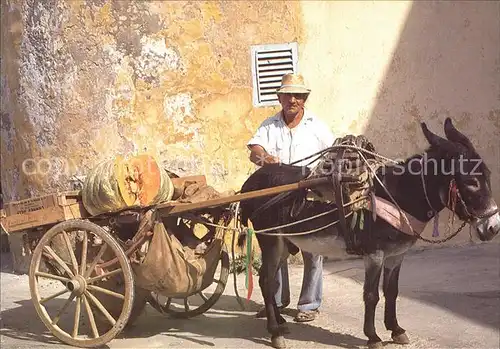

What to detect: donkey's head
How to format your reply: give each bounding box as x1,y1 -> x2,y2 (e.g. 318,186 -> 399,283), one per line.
421,118 -> 499,241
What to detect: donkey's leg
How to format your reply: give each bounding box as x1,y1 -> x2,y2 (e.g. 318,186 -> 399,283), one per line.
259,238 -> 289,349
363,251 -> 384,349
259,251 -> 282,334
383,254 -> 410,345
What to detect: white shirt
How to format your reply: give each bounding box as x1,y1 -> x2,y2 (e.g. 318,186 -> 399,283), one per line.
247,109 -> 336,168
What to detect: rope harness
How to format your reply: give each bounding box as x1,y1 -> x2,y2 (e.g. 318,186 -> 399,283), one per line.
180,141 -> 488,243
175,140 -> 497,305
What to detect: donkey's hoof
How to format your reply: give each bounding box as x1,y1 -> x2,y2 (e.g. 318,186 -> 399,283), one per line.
271,335 -> 286,349
367,341 -> 383,349
392,332 -> 410,345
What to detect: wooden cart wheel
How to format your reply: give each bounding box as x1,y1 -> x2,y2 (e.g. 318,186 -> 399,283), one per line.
148,246 -> 230,318
122,286 -> 149,329
28,219 -> 135,348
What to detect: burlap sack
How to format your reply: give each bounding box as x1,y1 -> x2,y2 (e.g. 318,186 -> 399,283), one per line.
131,213 -> 223,298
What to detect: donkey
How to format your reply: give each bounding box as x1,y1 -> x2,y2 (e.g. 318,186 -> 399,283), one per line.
238,118 -> 500,349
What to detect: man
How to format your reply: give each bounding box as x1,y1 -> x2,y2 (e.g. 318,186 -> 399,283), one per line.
247,73 -> 335,322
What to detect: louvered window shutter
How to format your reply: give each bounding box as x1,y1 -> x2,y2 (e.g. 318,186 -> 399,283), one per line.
251,43 -> 299,107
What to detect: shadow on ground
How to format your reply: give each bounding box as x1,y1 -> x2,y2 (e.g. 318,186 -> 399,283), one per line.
0,299 -> 77,347
324,242 -> 500,331
1,250 -> 14,273
124,305 -> 366,348
412,290 -> 500,329
0,295 -> 366,349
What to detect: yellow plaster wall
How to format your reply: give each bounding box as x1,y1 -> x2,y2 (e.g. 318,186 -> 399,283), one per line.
299,0 -> 499,203
1,0 -> 304,200
298,0 -> 412,136
298,0 -> 499,243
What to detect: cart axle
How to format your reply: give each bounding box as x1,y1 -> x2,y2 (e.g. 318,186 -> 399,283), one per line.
66,275 -> 87,296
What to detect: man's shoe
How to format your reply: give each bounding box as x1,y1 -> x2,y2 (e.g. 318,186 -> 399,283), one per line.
293,309 -> 319,322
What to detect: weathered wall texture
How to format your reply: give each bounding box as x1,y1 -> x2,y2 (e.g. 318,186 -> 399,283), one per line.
1,0 -> 498,251
298,0 -> 499,243
1,0 -> 303,200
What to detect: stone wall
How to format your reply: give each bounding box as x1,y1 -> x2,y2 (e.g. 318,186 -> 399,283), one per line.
1,0 -> 498,247
1,0 -> 304,200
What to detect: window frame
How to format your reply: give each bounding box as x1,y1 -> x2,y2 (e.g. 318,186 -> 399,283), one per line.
250,42 -> 299,108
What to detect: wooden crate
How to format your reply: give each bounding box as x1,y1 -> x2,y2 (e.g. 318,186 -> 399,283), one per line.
0,191 -> 89,234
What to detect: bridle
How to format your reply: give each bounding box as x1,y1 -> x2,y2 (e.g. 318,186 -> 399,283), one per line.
420,156 -> 498,226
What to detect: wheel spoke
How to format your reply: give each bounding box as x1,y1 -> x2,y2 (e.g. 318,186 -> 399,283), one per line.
84,243 -> 108,279
85,290 -> 117,326
52,292 -> 76,325
40,289 -> 69,304
87,284 -> 124,300
43,245 -> 74,278
82,293 -> 99,338
42,251 -> 53,261
80,231 -> 88,275
35,271 -> 71,283
87,268 -> 122,284
62,230 -> 79,275
72,296 -> 81,338
164,298 -> 172,311
198,292 -> 208,302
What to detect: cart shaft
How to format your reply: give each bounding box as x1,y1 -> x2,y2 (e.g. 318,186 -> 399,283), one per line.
156,177 -> 330,215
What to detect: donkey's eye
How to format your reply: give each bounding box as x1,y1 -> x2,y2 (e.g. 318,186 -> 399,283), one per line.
463,177 -> 480,189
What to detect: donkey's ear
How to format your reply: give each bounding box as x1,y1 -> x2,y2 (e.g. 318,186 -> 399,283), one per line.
443,117 -> 474,149
421,121 -> 448,147
421,121 -> 458,157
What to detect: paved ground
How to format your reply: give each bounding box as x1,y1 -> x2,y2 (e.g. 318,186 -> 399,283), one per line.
1,240 -> 499,349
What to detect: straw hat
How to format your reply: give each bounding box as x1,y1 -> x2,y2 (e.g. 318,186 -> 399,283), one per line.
276,73 -> 311,94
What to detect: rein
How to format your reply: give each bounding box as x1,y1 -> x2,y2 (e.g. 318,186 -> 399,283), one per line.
242,144 -> 494,243
418,157 -> 498,243
249,197 -> 365,236
238,144 -> 407,238
416,170 -> 467,244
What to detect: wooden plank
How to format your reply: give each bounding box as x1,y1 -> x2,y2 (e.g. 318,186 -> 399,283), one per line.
5,194 -> 58,216
4,191 -> 82,215
1,191 -> 90,233
2,207 -> 68,232
2,203 -> 89,233
64,202 -> 90,221
157,177 -> 331,215
1,174 -> 323,230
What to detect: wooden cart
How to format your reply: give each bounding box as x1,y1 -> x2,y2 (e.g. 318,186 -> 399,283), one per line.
0,174 -> 329,348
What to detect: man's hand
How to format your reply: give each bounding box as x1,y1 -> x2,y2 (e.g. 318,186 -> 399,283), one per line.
248,145 -> 280,166
256,153 -> 280,166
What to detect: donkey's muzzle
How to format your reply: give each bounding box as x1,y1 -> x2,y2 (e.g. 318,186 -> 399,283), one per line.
477,211 -> 500,241
483,225 -> 500,241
